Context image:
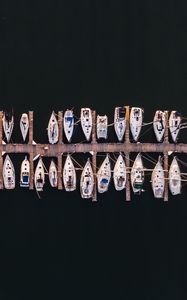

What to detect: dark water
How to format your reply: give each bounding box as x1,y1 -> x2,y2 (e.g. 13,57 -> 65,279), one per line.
1,1 -> 187,299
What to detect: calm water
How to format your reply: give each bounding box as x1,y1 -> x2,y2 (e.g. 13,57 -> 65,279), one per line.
1,1 -> 187,299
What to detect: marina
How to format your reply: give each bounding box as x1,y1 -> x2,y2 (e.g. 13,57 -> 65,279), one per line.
0,107 -> 187,202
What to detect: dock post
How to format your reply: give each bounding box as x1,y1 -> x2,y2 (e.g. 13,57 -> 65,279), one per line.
57,111 -> 63,190
29,111 -> 34,190
125,106 -> 131,201
92,110 -> 97,202
0,111 -> 3,189
164,110 -> 169,202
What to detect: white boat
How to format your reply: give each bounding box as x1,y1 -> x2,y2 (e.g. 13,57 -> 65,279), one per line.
169,156 -> 181,195
64,109 -> 74,142
47,111 -> 59,144
3,111 -> 14,143
20,156 -> 30,187
169,111 -> 181,143
20,113 -> 29,141
97,154 -> 111,193
63,154 -> 76,191
151,156 -> 165,198
130,153 -> 144,194
3,154 -> 15,189
80,108 -> 92,141
49,160 -> 58,187
80,158 -> 94,198
114,107 -> 126,141
130,107 -> 143,141
97,115 -> 108,139
113,153 -> 126,191
153,110 -> 166,142
34,158 -> 45,191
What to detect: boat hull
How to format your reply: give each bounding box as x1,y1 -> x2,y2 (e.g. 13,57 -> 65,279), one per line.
3,112 -> 14,143
114,107 -> 126,141
169,111 -> 181,143
64,110 -> 74,142
80,108 -> 92,141
151,157 -> 165,198
47,111 -> 59,144
63,154 -> 76,191
130,153 -> 144,194
169,157 -> 181,195
97,155 -> 111,193
153,110 -> 166,142
20,156 -> 30,187
130,107 -> 143,142
49,160 -> 58,187
20,113 -> 29,141
34,158 -> 45,191
3,155 -> 15,189
80,159 -> 94,198
113,154 -> 126,191
97,115 -> 108,139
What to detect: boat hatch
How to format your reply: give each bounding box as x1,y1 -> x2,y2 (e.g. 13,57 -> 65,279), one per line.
65,116 -> 73,126
101,178 -> 108,185
23,175 -> 29,183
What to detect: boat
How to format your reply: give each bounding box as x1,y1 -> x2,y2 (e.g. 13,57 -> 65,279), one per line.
130,107 -> 143,141
153,110 -> 166,142
113,153 -> 126,191
63,154 -> 76,191
3,111 -> 14,143
80,108 -> 92,141
47,111 -> 59,144
34,158 -> 45,191
97,115 -> 108,139
130,153 -> 144,194
20,113 -> 29,141
3,154 -> 15,189
169,111 -> 181,143
169,156 -> 181,195
20,156 -> 30,187
64,109 -> 74,142
80,158 -> 94,198
49,160 -> 58,187
151,156 -> 165,198
97,154 -> 111,193
114,107 -> 126,141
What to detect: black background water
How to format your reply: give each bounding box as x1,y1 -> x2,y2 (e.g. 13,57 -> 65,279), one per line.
1,1 -> 187,299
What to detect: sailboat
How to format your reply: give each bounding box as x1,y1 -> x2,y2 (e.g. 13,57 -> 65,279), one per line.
114,107 -> 126,141
97,154 -> 111,193
34,158 -> 45,191
153,110 -> 166,142
20,156 -> 30,187
63,154 -> 76,191
113,153 -> 126,191
80,158 -> 94,198
169,111 -> 181,143
151,156 -> 165,198
169,156 -> 181,195
3,111 -> 14,143
80,108 -> 92,141
3,154 -> 15,189
47,111 -> 59,144
130,153 -> 144,194
64,109 -> 74,142
49,160 -> 58,187
97,115 -> 108,139
20,113 -> 29,141
130,107 -> 143,141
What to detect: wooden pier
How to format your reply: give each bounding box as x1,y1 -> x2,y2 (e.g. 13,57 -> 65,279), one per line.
1,108 -> 187,201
